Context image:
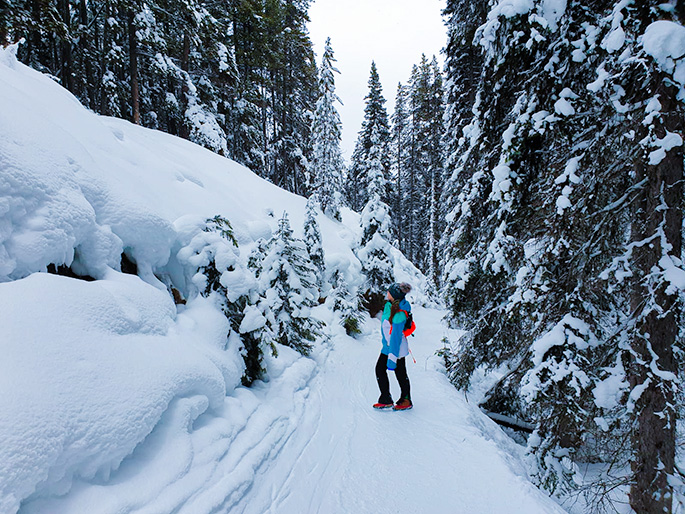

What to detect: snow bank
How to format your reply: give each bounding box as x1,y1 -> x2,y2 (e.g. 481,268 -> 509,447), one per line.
0,272 -> 238,513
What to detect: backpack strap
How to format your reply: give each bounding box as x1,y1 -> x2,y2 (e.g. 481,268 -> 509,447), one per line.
394,309 -> 416,337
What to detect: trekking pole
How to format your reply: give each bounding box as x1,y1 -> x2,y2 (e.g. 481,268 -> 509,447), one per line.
408,348 -> 417,364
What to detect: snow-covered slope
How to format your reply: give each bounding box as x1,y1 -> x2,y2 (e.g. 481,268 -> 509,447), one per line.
0,44 -> 564,513
0,45 -> 355,284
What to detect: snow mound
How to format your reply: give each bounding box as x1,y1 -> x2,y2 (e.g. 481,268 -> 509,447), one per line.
0,272 -> 237,513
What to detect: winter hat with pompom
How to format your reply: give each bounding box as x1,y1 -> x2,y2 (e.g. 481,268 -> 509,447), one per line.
388,282 -> 412,301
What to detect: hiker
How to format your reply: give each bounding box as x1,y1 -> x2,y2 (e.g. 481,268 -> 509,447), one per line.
373,282 -> 414,411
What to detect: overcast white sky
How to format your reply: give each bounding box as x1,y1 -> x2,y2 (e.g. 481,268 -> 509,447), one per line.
308,0 -> 447,162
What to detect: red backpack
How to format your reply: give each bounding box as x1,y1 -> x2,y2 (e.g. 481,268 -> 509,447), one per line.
390,309 -> 416,337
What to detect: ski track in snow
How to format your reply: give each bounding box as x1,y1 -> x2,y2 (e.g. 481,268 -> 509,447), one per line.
19,306 -> 566,514
231,306 -> 567,514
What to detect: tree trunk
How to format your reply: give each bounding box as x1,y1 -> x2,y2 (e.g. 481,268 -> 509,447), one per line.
628,79 -> 682,514
99,2 -> 110,115
58,0 -> 74,92
127,9 -> 139,124
396,135 -> 403,252
179,31 -> 191,140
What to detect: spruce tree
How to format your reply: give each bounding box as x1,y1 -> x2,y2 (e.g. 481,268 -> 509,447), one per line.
178,216 -> 266,386
390,55 -> 445,279
264,0 -> 318,196
391,82 -> 410,253
330,267 -> 362,337
357,133 -> 394,315
349,61 -> 391,211
310,37 -> 344,220
258,212 -> 322,356
426,56 -> 445,291
304,197 -> 326,296
440,1 -> 685,509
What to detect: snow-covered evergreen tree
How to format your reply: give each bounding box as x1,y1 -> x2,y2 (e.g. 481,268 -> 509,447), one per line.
310,37 -> 344,221
389,55 -> 444,283
440,1 -> 685,510
304,197 -> 326,297
348,61 -> 391,211
330,267 -> 362,337
257,212 -> 322,356
409,55 -> 444,288
390,82 -> 410,252
357,135 -> 394,314
265,0 -> 318,196
177,215 -> 268,386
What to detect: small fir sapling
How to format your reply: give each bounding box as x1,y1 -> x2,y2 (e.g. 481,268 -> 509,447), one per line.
330,267 -> 363,337
254,212 -> 322,356
304,197 -> 327,298
310,37 -> 344,221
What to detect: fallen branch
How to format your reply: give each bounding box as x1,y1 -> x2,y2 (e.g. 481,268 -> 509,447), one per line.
481,409 -> 535,433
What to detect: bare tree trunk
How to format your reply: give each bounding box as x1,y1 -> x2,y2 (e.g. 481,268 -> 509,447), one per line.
127,9 -> 139,124
396,134 -> 403,252
628,78 -> 682,514
58,0 -> 73,91
99,2 -> 110,115
179,31 -> 191,139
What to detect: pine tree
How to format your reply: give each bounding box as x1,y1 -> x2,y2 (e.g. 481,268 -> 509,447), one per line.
349,61 -> 391,211
310,37 -> 344,220
391,82 -> 410,253
440,1 -> 685,509
357,135 -> 394,315
330,267 -> 362,337
258,212 -> 322,355
304,197 -> 326,296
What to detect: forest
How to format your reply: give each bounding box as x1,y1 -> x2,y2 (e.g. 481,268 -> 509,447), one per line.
2,0 -> 685,512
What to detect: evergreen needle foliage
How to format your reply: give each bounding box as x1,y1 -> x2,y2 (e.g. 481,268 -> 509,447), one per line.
440,2 -> 685,511
252,212 -> 323,356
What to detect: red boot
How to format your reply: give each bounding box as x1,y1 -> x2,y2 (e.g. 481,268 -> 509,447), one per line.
373,401 -> 394,410
393,398 -> 413,411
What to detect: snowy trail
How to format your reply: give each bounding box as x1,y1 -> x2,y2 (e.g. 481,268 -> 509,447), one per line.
230,306 -> 567,514
15,302 -> 566,514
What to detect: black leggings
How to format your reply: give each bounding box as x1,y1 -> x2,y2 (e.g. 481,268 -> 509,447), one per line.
375,353 -> 410,403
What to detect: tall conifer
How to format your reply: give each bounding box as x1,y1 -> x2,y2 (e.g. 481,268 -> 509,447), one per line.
349,61 -> 391,211
310,37 -> 344,220
440,1 -> 685,509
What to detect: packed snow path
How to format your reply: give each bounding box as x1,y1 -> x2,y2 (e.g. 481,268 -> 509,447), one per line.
14,301 -> 565,514
232,306 -> 565,514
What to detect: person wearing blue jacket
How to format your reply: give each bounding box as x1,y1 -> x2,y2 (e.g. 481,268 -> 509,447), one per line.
373,282 -> 413,411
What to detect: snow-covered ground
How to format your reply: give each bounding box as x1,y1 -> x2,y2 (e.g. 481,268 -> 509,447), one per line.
0,44 -> 566,513
231,306 -> 566,514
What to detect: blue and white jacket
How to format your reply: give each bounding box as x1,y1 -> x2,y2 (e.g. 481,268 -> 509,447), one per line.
380,299 -> 411,370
